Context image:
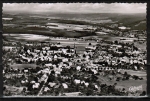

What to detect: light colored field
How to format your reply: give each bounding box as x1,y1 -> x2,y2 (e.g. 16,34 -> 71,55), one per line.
98,70 -> 147,92
4,85 -> 24,95
119,69 -> 146,77
10,64 -> 38,70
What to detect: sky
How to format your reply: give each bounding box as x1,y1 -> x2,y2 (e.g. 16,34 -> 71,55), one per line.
3,3 -> 146,14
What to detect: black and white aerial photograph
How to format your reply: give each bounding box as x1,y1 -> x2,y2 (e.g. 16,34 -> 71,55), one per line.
2,3 -> 147,97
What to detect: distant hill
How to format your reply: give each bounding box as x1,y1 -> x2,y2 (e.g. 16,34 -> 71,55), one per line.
127,19 -> 146,30
3,12 -> 146,38
110,13 -> 146,30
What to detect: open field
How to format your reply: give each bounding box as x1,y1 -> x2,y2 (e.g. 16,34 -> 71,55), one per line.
10,64 -> 38,70
97,70 -> 146,92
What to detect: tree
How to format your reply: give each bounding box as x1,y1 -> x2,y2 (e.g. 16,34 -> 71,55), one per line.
3,86 -> 6,91
27,84 -> 33,91
124,72 -> 128,76
132,75 -> 139,80
86,88 -> 94,96
116,77 -> 121,81
22,87 -> 26,93
140,91 -> 146,96
83,54 -> 86,58
114,40 -> 118,44
66,46 -> 71,49
36,67 -> 41,72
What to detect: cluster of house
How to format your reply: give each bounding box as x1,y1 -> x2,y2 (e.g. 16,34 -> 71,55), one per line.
16,43 -> 75,64
93,40 -> 146,71
3,34 -> 146,96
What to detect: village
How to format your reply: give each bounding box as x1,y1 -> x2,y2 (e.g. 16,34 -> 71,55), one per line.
3,29 -> 147,96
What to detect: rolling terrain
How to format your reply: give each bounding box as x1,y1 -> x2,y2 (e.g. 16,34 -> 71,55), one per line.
3,12 -> 146,38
